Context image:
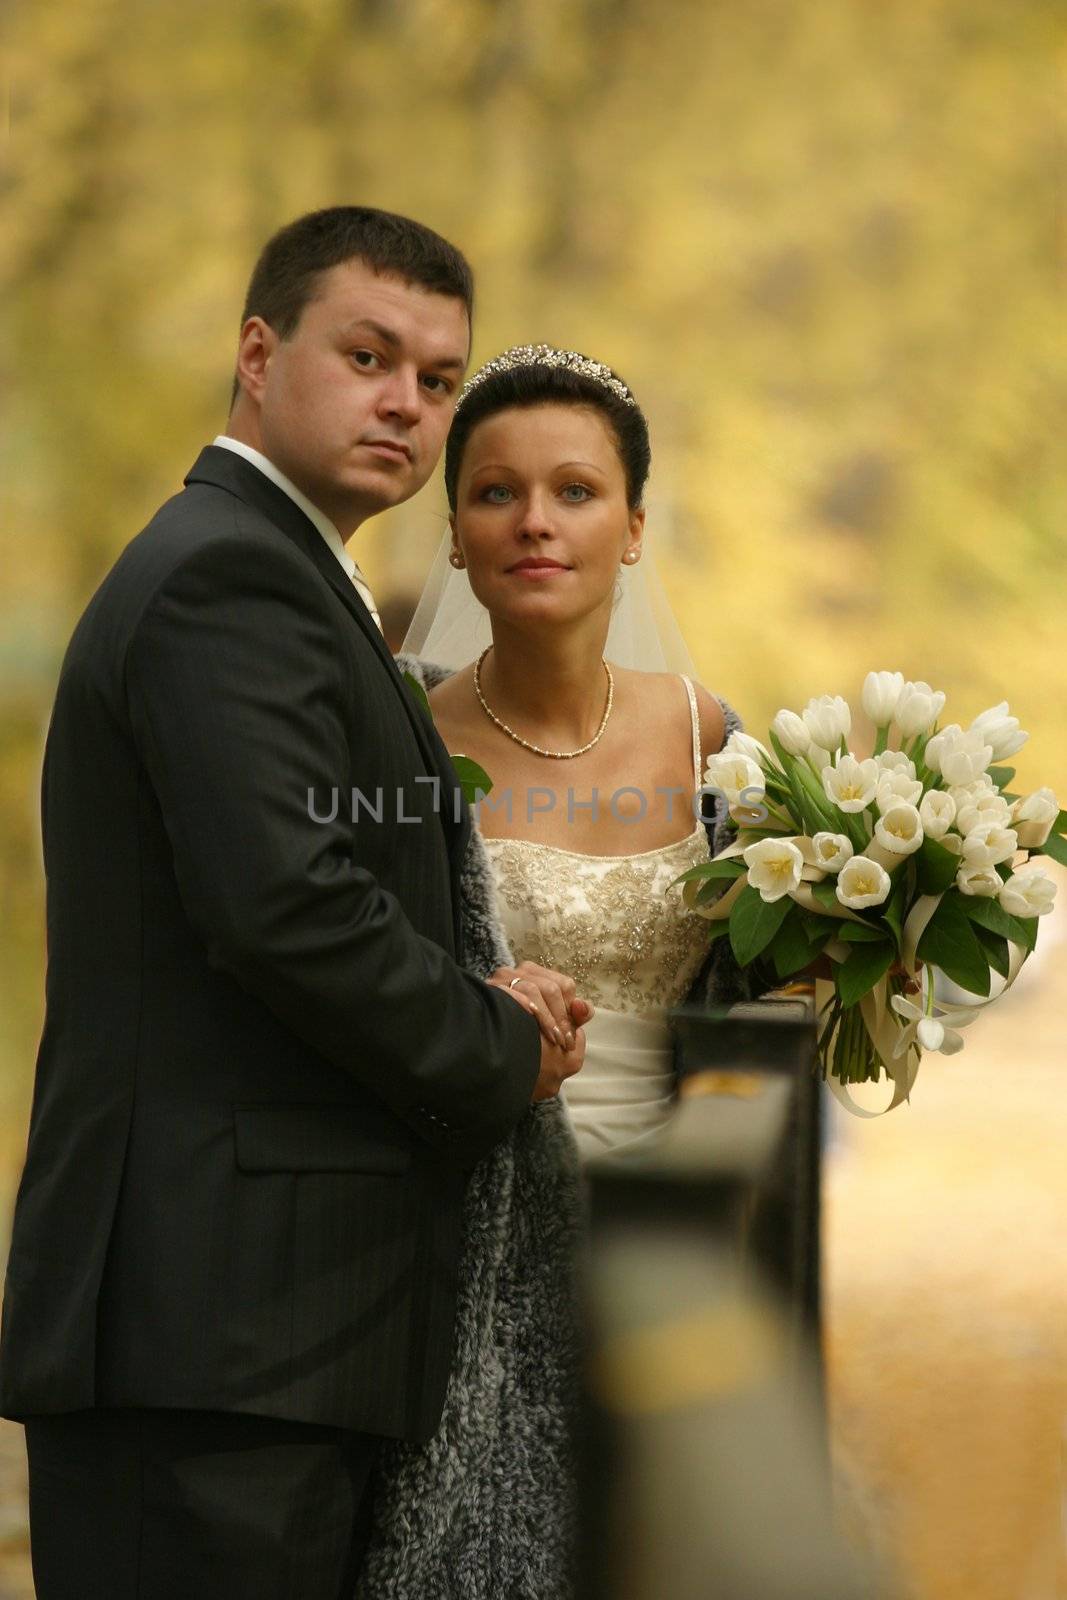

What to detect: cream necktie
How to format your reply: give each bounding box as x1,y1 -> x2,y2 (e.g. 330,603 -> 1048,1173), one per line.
349,564 -> 383,634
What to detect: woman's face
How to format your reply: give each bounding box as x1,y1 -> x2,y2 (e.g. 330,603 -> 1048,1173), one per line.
451,403 -> 644,632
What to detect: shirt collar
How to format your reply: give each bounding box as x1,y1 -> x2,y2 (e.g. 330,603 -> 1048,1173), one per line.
212,435 -> 357,581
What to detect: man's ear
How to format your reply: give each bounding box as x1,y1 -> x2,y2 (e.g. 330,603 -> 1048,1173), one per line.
234,316 -> 277,405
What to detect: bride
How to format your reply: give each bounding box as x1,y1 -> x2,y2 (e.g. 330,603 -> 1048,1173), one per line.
357,347 -> 765,1598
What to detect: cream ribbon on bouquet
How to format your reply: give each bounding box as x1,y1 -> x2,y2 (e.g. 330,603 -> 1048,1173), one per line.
684,839 -> 1030,1118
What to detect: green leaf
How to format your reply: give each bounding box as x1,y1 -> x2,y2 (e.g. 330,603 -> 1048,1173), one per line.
669,858 -> 746,889
402,670 -> 431,716
1035,830 -> 1067,868
703,923 -> 732,945
767,905 -> 816,979
987,765 -> 1016,788
768,730 -> 797,771
696,876 -> 741,905
837,920 -> 888,942
972,923 -> 1011,979
881,867 -> 911,954
916,894 -> 991,996
960,894 -> 1037,952
450,755 -> 493,806
810,877 -> 841,911
835,940 -> 895,1008
1055,809 -> 1067,836
728,885 -> 793,967
915,835 -> 960,896
798,909 -> 833,945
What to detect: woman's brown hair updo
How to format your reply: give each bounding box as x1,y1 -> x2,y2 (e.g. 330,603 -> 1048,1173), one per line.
444,355 -> 651,512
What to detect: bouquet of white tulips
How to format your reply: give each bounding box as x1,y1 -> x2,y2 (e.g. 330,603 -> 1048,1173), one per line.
675,673 -> 1064,1111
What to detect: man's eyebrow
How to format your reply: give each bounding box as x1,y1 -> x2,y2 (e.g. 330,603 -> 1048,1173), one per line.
340,319 -> 467,370
342,318 -> 401,347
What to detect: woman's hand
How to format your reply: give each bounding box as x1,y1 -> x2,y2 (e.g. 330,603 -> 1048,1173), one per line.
487,960 -> 593,1049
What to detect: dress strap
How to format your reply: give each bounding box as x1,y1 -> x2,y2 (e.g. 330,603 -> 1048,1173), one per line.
680,675 -> 701,790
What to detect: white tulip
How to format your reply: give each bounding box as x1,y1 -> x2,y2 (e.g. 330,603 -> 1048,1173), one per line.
875,771 -> 924,810
802,694 -> 851,750
837,855 -> 892,909
770,709 -> 811,756
895,680 -> 946,737
1012,787 -> 1059,849
999,866 -> 1057,918
919,789 -> 956,840
960,822 -> 1018,869
968,701 -> 1028,762
956,792 -> 1013,836
812,832 -> 854,872
956,864 -> 1002,897
822,752 -> 880,813
876,750 -> 916,776
807,744 -> 833,772
924,725 -> 994,786
946,776 -> 996,810
873,802 -> 924,857
724,730 -> 771,766
742,838 -> 805,903
704,752 -> 766,808
862,670 -> 905,726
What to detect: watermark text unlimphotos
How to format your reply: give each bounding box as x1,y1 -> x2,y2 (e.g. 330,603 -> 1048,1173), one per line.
307,783 -> 768,827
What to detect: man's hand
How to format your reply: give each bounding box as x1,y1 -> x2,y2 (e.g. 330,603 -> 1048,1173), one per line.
531,1026 -> 586,1103
487,960 -> 593,1050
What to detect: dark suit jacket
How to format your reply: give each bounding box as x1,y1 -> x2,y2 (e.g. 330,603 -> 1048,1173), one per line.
0,445 -> 540,1443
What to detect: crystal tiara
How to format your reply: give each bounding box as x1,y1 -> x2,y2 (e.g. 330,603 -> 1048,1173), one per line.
455,343 -> 637,411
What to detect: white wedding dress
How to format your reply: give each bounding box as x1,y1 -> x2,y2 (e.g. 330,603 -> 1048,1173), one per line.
482,674 -> 711,1159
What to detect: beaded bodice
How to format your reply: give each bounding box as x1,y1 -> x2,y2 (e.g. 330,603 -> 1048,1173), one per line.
481,676 -> 712,1018
482,823 -> 711,1016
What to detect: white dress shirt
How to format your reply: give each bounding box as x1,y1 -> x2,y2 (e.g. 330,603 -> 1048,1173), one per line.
211,436 -> 382,631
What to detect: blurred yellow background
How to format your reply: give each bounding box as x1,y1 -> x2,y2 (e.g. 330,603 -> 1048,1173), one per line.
1,1 -> 1065,1595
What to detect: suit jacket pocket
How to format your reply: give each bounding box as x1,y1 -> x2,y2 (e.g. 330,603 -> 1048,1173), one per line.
233,1104 -> 413,1175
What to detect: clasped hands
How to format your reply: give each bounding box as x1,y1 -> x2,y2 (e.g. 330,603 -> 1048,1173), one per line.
487,961 -> 591,1103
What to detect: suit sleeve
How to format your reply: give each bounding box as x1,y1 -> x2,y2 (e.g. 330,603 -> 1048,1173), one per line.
125,533 -> 540,1161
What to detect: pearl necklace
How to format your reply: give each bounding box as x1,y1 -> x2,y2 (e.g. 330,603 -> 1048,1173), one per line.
473,646 -> 615,759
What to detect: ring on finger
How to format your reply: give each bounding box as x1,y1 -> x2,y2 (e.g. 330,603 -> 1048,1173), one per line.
508,976 -> 525,990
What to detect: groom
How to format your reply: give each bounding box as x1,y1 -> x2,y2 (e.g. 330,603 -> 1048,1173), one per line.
0,206 -> 586,1598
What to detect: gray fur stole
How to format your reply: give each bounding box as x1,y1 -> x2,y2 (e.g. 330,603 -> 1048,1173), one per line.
356,662 -> 755,1599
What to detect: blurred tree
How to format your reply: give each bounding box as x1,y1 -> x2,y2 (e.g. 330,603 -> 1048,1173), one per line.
1,0 -> 1065,1139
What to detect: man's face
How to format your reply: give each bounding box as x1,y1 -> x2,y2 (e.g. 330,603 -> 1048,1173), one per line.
241,258 -> 470,534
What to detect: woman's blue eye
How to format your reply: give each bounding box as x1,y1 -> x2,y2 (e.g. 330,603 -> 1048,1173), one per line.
561,483 -> 592,501
483,485 -> 513,503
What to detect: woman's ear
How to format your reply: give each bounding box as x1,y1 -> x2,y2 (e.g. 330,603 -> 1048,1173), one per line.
621,506 -> 646,565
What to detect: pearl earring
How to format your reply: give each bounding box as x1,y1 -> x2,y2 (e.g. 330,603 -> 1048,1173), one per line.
623,550 -> 640,564
449,551 -> 464,568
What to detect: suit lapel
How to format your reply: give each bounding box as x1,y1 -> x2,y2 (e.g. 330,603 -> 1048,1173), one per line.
184,447 -> 466,857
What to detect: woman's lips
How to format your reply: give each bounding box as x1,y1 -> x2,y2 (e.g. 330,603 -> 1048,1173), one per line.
507,561 -> 570,579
